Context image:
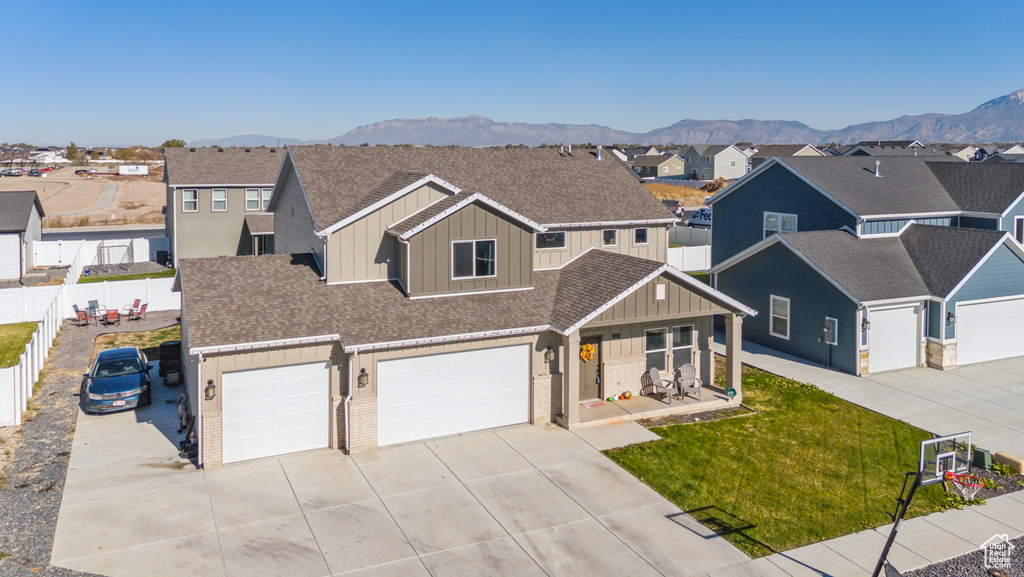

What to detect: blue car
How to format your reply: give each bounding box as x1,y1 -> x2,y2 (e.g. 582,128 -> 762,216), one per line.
82,347 -> 153,413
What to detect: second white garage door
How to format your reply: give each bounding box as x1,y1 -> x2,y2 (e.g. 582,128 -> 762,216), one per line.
221,361 -> 330,464
868,305 -> 920,373
377,344 -> 530,447
956,297 -> 1024,366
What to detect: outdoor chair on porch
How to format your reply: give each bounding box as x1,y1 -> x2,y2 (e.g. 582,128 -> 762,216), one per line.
673,363 -> 702,401
641,367 -> 675,405
128,303 -> 147,321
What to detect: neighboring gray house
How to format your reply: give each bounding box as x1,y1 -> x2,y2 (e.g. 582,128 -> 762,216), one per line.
747,144 -> 825,169
843,144 -> 960,159
164,147 -> 283,266
0,191 -> 44,281
628,154 -> 686,178
679,145 -> 748,180
174,146 -> 755,467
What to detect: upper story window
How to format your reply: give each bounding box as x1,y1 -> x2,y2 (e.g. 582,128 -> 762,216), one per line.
261,188 -> 273,211
602,229 -> 617,246
245,188 -> 261,211
212,189 -> 227,212
1015,216 -> 1024,245
182,189 -> 198,212
535,232 -> 566,250
634,228 -> 649,245
452,240 -> 496,279
764,211 -> 797,239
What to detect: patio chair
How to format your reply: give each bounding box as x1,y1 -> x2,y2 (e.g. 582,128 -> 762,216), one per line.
122,299 -> 141,315
101,309 -> 120,326
86,300 -> 100,317
129,303 -> 147,321
640,367 -> 674,405
673,364 -> 703,401
72,306 -> 91,327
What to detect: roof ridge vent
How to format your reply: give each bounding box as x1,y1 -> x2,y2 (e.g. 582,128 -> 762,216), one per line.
874,160 -> 882,178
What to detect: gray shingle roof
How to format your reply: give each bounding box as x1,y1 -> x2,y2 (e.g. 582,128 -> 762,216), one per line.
244,214 -> 274,235
687,145 -> 733,157
165,147 -> 284,186
748,145 -> 821,158
844,145 -> 959,159
178,249 -> 746,350
629,155 -> 679,167
899,225 -> 1005,297
779,230 -> 928,302
0,191 -> 44,233
927,162 -> 1024,214
285,146 -> 674,231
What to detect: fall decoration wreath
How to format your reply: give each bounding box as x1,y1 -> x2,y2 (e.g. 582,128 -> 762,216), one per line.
579,343 -> 596,363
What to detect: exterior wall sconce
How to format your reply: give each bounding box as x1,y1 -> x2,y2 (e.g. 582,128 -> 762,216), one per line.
946,312 -> 956,325
357,368 -> 369,387
861,318 -> 871,331
205,379 -> 216,400
544,345 -> 556,364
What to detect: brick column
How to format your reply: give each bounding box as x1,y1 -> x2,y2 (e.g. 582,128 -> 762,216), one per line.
201,411 -> 223,469
347,397 -> 377,453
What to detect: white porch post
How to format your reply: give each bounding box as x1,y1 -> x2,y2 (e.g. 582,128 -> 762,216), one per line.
725,313 -> 743,399
561,330 -> 581,425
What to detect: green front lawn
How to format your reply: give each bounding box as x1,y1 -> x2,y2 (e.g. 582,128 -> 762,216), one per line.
605,359 -> 951,557
0,322 -> 37,368
79,268 -> 176,283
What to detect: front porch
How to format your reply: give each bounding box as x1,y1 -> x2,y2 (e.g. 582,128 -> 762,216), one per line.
564,386 -> 738,429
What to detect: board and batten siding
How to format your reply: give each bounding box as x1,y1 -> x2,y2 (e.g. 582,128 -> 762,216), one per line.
407,202 -> 533,296
945,243 -> 1024,339
24,203 -> 41,269
711,163 -> 858,266
273,163 -> 322,264
533,227 -> 667,269
325,183 -> 448,284
716,242 -> 860,374
590,274 -> 725,327
581,316 -> 713,362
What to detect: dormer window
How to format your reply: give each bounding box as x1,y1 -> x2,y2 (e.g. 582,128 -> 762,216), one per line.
452,240 -> 496,279
535,232 -> 566,250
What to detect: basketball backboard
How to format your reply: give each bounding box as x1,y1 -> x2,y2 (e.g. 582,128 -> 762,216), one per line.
920,432 -> 971,486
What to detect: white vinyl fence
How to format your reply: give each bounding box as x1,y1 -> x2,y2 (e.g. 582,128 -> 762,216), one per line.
34,237 -> 171,267
0,295 -> 62,426
668,246 -> 712,272
669,226 -> 711,247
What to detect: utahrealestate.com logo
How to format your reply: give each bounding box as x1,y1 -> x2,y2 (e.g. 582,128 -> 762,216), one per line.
981,534 -> 1015,574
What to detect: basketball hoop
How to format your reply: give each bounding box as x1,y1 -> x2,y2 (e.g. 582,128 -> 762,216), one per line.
944,471 -> 983,501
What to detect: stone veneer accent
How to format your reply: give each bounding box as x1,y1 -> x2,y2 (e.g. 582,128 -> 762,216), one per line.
926,340 -> 957,371
532,373 -> 562,423
202,411 -> 223,469
859,350 -> 870,375
347,397 -> 378,453
602,358 -> 647,399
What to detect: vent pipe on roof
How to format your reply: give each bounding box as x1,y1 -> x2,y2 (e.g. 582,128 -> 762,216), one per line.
597,144 -> 603,161
874,160 -> 882,177
568,144 -> 573,156
559,145 -> 564,156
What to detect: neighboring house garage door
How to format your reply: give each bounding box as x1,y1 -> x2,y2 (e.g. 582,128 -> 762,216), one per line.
377,344 -> 530,447
956,297 -> 1024,366
0,234 -> 20,280
221,361 -> 330,464
868,305 -> 919,373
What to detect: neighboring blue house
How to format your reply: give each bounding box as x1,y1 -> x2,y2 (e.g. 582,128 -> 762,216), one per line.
712,224 -> 1024,375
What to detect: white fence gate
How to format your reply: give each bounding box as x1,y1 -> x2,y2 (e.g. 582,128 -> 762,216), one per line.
668,246 -> 712,272
33,237 -> 170,267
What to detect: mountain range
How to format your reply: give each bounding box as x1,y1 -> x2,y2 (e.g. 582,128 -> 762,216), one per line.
189,89 -> 1024,148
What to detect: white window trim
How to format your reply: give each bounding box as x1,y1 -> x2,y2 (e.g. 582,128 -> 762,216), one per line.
763,211 -> 798,240
671,324 -> 695,367
1015,215 -> 1024,245
182,189 -> 198,213
451,239 -> 497,280
770,295 -> 790,340
245,188 -> 261,211
655,283 -> 667,301
602,229 -> 618,247
824,316 -> 838,346
211,188 -> 227,212
634,228 -> 649,246
261,188 -> 273,211
644,327 -> 668,371
534,231 -> 567,251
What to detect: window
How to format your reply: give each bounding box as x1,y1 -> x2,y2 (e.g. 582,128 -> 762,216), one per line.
1016,216 -> 1024,244
182,189 -> 198,212
245,188 -> 260,211
535,232 -> 566,250
645,328 -> 667,371
602,229 -> 617,246
824,317 -> 838,346
212,189 -> 227,212
634,228 -> 649,245
770,295 -> 790,339
730,160 -> 736,167
763,211 -> 798,239
663,166 -> 668,173
706,157 -> 711,164
655,283 -> 666,301
452,240 -> 496,279
672,326 -> 694,369
261,188 -> 273,211
861,310 -> 869,347
703,168 -> 711,176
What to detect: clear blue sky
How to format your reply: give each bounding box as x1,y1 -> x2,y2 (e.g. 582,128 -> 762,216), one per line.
4,1 -> 1022,146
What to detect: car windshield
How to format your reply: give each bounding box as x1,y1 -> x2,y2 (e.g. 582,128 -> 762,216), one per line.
93,357 -> 143,378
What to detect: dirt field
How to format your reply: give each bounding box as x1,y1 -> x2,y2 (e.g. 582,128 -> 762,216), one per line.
0,164 -> 165,227
643,182 -> 713,206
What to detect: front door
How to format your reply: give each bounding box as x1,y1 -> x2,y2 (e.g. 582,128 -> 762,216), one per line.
579,336 -> 602,400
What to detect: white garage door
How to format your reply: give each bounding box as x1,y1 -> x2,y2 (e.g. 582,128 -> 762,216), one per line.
377,344 -> 530,447
221,361 -> 330,464
0,234 -> 20,280
957,298 -> 1024,366
868,305 -> 920,373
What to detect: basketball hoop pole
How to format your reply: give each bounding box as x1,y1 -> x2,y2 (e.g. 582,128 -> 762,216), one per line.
872,471 -> 921,577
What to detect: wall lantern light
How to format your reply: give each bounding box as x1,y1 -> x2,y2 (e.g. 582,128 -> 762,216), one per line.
946,312 -> 956,325
204,379 -> 216,400
544,345 -> 556,364
861,318 -> 871,331
357,368 -> 369,387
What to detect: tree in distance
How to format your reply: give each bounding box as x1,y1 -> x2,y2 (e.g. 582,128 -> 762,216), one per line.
160,139 -> 186,150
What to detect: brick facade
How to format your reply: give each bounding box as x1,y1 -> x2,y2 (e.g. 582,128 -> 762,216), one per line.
926,340 -> 957,371
532,373 -> 562,423
331,395 -> 344,448
602,358 -> 647,399
201,411 -> 223,469
347,397 -> 378,453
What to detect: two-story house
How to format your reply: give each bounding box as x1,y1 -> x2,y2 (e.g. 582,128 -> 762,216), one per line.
164,147 -> 283,266
746,144 -> 824,170
707,157 -> 1024,375
679,145 -> 748,180
174,146 -> 755,468
628,154 -> 686,178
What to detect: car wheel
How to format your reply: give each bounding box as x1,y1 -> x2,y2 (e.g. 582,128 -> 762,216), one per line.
141,392 -> 152,406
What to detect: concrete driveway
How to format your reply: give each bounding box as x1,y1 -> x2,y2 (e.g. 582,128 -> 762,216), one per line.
51,369 -> 748,577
